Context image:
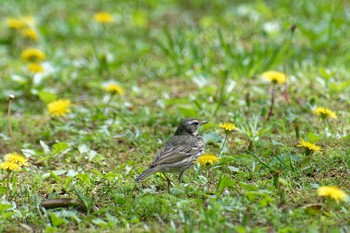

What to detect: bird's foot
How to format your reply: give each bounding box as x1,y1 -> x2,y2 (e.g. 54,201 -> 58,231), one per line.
162,173 -> 174,191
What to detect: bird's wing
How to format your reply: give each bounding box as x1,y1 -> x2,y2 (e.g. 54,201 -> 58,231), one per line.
152,135 -> 198,165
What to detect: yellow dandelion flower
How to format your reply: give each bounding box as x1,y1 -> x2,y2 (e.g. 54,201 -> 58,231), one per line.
0,161 -> 20,171
219,122 -> 236,132
313,107 -> 337,119
27,63 -> 44,74
197,154 -> 219,166
105,83 -> 124,96
6,17 -> 26,30
4,153 -> 28,166
21,48 -> 46,62
262,71 -> 286,84
93,12 -> 114,23
20,28 -> 39,41
47,99 -> 72,117
5,16 -> 35,30
297,139 -> 321,152
317,186 -> 348,203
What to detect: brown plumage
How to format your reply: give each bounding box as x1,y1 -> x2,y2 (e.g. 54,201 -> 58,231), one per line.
135,118 -> 207,185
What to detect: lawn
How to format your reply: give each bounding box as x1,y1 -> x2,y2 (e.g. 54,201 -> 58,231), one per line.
0,0 -> 349,232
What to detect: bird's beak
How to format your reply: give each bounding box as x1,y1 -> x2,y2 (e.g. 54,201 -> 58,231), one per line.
200,120 -> 208,125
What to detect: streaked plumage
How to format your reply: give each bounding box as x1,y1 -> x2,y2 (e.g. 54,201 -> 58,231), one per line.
135,118 -> 207,184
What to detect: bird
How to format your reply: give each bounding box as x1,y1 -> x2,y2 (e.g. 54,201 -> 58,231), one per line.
135,118 -> 207,188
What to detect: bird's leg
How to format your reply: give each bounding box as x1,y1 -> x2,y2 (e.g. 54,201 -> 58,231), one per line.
178,170 -> 186,183
162,172 -> 172,190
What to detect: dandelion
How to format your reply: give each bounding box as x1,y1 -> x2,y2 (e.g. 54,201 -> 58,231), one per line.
219,122 -> 236,132
105,83 -> 124,96
317,186 -> 348,203
262,71 -> 287,120
20,28 -> 39,41
47,99 -> 72,117
0,160 -> 21,199
219,122 -> 235,155
0,153 -> 28,199
262,71 -> 286,84
4,153 -> 28,166
313,107 -> 337,119
5,16 -> 35,30
21,48 -> 46,62
297,139 -> 321,155
2,93 -> 31,199
93,12 -> 114,23
196,154 -> 219,181
6,17 -> 26,30
0,161 -> 20,171
27,63 -> 44,74
197,154 -> 219,166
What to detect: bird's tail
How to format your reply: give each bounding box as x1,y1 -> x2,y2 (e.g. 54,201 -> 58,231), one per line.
134,167 -> 157,182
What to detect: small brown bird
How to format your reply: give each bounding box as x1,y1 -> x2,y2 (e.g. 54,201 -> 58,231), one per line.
135,118 -> 207,188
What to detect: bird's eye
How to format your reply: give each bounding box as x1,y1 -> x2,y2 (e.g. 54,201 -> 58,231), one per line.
192,121 -> 199,126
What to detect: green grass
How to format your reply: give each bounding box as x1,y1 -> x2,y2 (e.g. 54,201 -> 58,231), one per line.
0,0 -> 350,232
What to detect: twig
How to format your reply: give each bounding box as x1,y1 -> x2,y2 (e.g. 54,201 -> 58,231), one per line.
41,198 -> 99,213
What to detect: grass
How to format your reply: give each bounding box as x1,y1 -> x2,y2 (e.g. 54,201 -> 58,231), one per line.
0,0 -> 350,232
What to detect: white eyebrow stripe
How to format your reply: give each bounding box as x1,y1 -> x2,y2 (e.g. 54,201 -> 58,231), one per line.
189,120 -> 199,124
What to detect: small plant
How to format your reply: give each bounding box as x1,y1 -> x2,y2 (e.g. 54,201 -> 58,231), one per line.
0,153 -> 28,199
197,154 -> 219,167
103,82 -> 124,126
317,186 -> 348,203
313,107 -> 337,133
196,153 -> 219,183
218,122 -> 236,156
47,99 -> 72,118
5,16 -> 39,41
1,95 -> 29,199
262,71 -> 286,121
93,12 -> 114,24
21,48 -> 46,62
297,139 -> 321,156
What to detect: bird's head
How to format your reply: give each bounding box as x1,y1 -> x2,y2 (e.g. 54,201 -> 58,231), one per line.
174,118 -> 208,136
